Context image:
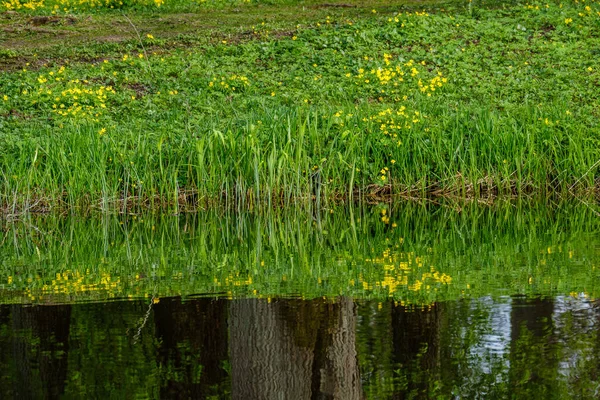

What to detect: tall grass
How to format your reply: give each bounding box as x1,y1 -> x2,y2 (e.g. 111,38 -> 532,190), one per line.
2,103 -> 597,214
1,0 -> 599,213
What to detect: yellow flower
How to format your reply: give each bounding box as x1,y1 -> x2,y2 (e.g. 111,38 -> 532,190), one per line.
146,34 -> 154,39
99,128 -> 106,136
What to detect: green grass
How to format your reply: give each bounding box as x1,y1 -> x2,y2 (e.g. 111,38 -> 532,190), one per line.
1,0 -> 600,213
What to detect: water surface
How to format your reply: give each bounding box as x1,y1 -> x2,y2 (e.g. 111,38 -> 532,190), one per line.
3,295 -> 600,398
0,201 -> 599,398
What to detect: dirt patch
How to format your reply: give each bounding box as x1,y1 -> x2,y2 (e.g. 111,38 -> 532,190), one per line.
541,23 -> 555,33
124,82 -> 151,97
216,28 -> 297,46
29,16 -> 77,26
1,10 -> 20,19
1,109 -> 32,119
271,29 -> 295,40
94,34 -> 134,43
315,3 -> 357,8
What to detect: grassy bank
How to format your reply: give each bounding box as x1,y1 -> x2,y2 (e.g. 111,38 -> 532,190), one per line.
1,0 -> 599,213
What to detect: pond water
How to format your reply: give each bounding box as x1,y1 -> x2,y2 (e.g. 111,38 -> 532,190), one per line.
0,201 -> 599,398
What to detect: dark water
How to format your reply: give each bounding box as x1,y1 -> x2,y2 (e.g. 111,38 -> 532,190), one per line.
1,202 -> 599,398
2,295 -> 600,399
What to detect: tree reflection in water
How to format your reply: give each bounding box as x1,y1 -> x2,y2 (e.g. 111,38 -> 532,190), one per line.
0,296 -> 599,398
230,297 -> 362,399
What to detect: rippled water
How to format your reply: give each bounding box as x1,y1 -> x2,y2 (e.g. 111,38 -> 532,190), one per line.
0,202 -> 599,398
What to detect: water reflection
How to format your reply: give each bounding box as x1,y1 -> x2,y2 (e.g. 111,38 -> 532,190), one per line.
0,303 -> 71,399
1,295 -> 600,398
154,297 -> 229,398
230,298 -> 361,399
1,202 -> 599,304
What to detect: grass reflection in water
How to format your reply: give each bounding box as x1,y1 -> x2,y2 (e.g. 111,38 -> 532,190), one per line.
0,200 -> 598,305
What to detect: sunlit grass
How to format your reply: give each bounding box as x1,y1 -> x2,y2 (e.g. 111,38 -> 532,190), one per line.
1,0 -> 599,213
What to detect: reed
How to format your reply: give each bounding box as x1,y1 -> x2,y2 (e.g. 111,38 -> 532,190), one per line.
1,0 -> 599,213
